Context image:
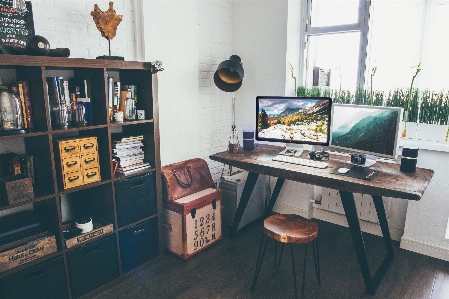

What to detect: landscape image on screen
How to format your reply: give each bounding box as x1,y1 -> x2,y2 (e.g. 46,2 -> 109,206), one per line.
331,106 -> 399,156
257,98 -> 330,143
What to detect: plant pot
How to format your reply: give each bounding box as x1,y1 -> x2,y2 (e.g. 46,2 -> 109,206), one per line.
416,123 -> 448,143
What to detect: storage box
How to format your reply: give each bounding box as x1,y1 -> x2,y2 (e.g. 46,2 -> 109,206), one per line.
119,218 -> 159,272
0,231 -> 57,272
62,216 -> 113,249
0,175 -> 34,205
115,172 -> 157,228
162,188 -> 222,260
0,256 -> 69,299
66,235 -> 119,299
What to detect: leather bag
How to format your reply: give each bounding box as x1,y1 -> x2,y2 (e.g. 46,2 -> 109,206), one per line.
161,158 -> 214,201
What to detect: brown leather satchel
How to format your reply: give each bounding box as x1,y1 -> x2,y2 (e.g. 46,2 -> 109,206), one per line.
161,158 -> 215,201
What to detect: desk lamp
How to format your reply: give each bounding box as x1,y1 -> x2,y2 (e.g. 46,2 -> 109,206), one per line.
214,55 -> 244,153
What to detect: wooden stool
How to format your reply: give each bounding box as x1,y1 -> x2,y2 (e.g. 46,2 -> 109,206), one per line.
250,214 -> 321,299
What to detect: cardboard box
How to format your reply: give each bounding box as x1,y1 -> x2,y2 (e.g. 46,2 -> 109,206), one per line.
0,175 -> 34,205
162,188 -> 222,260
0,231 -> 57,272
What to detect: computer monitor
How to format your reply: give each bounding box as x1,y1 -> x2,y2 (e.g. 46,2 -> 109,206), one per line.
256,96 -> 332,155
329,104 -> 403,160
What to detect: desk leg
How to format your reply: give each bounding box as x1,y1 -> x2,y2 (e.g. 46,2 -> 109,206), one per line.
265,178 -> 285,217
229,172 -> 259,238
339,191 -> 394,295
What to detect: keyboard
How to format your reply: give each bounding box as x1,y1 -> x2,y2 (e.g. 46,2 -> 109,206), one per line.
272,155 -> 329,169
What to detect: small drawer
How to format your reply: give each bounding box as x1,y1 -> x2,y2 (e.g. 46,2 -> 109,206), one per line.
82,166 -> 101,184
58,140 -> 80,157
61,156 -> 81,173
63,170 -> 83,189
79,137 -> 98,154
80,153 -> 99,169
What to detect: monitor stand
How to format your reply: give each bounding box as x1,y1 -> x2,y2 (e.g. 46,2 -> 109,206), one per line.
278,144 -> 304,157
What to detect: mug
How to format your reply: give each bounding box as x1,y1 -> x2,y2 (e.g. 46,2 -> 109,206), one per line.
114,111 -> 124,122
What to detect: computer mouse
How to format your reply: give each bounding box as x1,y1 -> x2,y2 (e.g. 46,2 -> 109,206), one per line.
338,167 -> 350,174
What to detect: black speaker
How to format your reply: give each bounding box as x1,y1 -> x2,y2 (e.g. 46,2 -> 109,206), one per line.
243,130 -> 254,150
400,147 -> 419,173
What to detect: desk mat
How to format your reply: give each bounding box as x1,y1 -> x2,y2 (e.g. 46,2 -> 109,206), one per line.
330,166 -> 379,181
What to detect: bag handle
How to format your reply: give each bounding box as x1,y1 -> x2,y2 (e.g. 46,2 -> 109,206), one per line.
172,166 -> 193,187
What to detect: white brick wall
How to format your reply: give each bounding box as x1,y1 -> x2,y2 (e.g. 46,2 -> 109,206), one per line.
31,0 -> 137,60
198,1 -> 233,181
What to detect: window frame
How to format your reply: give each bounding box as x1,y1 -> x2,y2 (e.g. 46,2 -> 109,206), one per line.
298,0 -> 371,90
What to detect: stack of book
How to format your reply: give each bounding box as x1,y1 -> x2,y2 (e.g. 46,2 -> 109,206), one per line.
112,135 -> 150,175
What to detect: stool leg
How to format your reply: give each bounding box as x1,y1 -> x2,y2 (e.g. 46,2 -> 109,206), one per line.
312,238 -> 321,285
275,242 -> 285,269
289,244 -> 299,299
301,244 -> 308,299
251,234 -> 269,292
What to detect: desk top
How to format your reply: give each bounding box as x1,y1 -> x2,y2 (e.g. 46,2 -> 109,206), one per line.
210,144 -> 434,201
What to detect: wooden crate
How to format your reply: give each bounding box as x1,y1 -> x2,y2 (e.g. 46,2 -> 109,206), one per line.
0,231 -> 57,272
162,188 -> 222,260
63,216 -> 113,249
0,175 -> 34,205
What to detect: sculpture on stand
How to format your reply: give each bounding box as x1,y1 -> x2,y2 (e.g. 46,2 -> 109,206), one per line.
91,2 -> 123,60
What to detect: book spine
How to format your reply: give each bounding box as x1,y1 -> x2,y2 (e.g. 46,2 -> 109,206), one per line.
21,81 -> 33,129
20,154 -> 34,186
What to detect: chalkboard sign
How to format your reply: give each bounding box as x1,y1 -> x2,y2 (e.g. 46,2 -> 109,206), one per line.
0,0 -> 34,54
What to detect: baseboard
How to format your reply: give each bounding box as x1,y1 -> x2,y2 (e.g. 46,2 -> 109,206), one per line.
400,236 -> 449,262
312,208 -> 404,241
273,202 -> 312,219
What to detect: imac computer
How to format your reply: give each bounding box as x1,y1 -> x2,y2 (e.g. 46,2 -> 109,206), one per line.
256,96 -> 332,156
329,104 -> 403,167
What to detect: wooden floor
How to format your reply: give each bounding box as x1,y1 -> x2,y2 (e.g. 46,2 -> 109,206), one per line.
94,219 -> 449,299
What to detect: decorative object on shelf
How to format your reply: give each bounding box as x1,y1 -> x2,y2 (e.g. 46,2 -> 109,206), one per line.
0,0 -> 34,55
114,111 -> 123,123
26,35 -> 50,56
214,55 -> 244,154
137,109 -> 145,120
151,60 -> 164,73
91,1 -> 124,60
123,89 -> 136,120
0,91 -> 25,135
75,217 -> 94,233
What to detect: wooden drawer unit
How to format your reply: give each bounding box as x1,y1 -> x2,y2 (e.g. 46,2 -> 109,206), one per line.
61,156 -> 81,174
82,166 -> 101,185
79,137 -> 98,154
80,153 -> 99,169
57,140 -> 80,157
63,170 -> 83,189
55,137 -> 101,189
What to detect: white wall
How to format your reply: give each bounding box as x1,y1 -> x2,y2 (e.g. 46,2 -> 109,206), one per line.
32,0 -> 137,60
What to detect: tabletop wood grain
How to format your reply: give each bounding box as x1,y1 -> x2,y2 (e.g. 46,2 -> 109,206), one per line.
210,144 -> 434,201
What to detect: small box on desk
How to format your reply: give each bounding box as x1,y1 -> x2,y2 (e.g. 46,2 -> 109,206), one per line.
0,175 -> 34,206
162,188 -> 222,260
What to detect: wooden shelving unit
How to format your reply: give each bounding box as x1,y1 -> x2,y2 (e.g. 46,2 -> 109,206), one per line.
0,55 -> 163,299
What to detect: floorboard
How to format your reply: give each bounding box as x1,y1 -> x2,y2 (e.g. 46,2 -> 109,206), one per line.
93,220 -> 449,299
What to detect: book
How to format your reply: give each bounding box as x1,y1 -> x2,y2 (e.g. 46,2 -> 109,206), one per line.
17,83 -> 27,128
21,81 -> 33,129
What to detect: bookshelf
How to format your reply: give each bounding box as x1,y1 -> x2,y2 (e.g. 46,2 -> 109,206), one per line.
0,55 -> 162,299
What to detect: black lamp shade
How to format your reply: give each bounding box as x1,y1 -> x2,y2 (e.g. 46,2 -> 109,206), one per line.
214,55 -> 244,92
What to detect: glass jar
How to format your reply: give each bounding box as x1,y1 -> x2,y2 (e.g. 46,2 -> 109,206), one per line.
123,91 -> 136,120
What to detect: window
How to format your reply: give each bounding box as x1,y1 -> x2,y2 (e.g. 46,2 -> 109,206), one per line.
299,0 -> 449,93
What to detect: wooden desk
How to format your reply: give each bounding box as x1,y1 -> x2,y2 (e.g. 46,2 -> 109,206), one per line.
210,144 -> 434,295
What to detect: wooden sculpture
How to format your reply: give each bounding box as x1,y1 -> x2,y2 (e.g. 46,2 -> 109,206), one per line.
91,2 -> 123,59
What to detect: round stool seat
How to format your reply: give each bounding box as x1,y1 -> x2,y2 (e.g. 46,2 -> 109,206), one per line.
264,214 -> 318,245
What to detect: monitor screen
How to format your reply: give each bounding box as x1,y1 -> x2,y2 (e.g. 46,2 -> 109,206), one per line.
256,96 -> 332,146
329,104 -> 403,159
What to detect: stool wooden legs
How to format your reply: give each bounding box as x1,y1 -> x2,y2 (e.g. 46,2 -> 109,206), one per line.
251,236 -> 321,298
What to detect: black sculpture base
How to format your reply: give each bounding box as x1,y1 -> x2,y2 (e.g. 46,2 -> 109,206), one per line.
96,55 -> 124,61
